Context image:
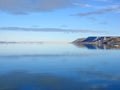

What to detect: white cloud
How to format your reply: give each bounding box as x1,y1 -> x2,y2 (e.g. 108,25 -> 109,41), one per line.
0,0 -> 77,14
0,26 -> 106,33
72,4 -> 120,16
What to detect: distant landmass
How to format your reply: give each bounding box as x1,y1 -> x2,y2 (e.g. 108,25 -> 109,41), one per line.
0,41 -> 43,44
1,37 -> 120,49
73,37 -> 120,49
0,41 -> 69,44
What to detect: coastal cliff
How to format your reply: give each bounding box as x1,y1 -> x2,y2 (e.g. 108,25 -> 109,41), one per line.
73,37 -> 120,44
73,37 -> 120,49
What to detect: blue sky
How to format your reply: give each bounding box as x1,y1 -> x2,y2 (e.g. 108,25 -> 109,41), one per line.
0,0 -> 120,42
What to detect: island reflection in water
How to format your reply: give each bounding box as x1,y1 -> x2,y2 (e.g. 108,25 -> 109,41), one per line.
0,43 -> 120,90
73,43 -> 120,50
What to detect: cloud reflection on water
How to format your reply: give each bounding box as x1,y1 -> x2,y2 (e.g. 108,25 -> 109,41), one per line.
0,71 -> 116,90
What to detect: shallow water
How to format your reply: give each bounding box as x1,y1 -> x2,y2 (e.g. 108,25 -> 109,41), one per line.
0,43 -> 120,90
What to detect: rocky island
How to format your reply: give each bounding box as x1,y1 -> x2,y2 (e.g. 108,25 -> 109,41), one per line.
73,37 -> 120,49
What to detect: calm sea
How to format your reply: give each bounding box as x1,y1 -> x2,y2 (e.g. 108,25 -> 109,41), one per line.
0,43 -> 120,90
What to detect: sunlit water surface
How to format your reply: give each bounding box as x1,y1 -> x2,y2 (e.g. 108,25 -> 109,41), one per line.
0,43 -> 120,90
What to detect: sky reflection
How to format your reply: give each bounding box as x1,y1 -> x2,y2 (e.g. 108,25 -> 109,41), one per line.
0,43 -> 120,90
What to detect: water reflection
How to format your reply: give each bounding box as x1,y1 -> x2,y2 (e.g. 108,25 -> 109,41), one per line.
0,43 -> 120,90
77,70 -> 120,80
73,43 -> 120,50
0,43 -> 103,57
0,71 -> 119,90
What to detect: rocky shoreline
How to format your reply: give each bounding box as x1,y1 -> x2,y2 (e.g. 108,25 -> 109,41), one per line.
73,37 -> 120,49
